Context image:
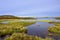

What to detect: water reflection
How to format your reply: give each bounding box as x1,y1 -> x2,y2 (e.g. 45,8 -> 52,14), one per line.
27,22 -> 52,38
0,22 -> 8,24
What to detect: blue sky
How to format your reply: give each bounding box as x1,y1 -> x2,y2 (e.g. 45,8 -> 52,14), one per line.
0,0 -> 60,17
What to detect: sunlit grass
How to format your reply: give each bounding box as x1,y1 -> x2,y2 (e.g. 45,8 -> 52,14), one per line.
39,20 -> 53,22
0,19 -> 55,40
0,19 -> 35,37
5,33 -> 54,40
48,22 -> 60,34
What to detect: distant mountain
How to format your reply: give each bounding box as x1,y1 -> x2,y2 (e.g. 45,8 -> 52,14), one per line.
0,15 -> 35,19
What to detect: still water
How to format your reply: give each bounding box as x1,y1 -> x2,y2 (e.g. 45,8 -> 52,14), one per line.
27,18 -> 60,40
27,22 -> 51,38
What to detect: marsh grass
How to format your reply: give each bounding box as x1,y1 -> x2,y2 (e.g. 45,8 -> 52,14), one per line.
48,22 -> 60,34
39,20 -> 53,22
0,19 -> 35,37
0,25 -> 27,36
0,19 -> 55,40
5,33 -> 54,40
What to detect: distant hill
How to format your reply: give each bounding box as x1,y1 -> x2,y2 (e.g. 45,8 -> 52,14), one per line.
55,17 -> 60,20
0,15 -> 20,19
0,15 -> 35,19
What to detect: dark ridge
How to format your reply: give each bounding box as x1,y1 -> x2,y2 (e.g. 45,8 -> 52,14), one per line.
0,15 -> 35,19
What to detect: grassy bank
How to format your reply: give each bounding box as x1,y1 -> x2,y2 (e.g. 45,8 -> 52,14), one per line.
48,22 -> 60,34
39,20 -> 53,22
5,33 -> 54,40
0,19 -> 35,36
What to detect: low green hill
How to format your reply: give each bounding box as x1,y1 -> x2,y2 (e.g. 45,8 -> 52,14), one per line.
0,15 -> 35,19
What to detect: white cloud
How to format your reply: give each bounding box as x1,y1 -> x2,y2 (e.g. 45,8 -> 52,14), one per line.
0,0 -> 60,16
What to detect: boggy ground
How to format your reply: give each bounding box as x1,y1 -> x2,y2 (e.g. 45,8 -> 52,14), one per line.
0,19 -> 35,36
0,19 -> 54,40
5,33 -> 54,40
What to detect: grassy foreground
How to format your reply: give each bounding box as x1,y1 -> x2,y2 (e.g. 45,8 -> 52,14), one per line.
48,22 -> 60,34
5,33 -> 54,40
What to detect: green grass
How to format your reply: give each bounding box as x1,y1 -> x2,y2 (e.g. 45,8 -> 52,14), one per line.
0,19 -> 35,36
0,19 -> 19,22
48,22 -> 60,34
0,26 -> 27,36
39,20 -> 53,22
5,33 -> 54,40
0,19 -> 54,40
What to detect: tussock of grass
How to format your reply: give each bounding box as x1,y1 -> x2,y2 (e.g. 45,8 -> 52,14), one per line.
5,33 -> 54,40
0,26 -> 27,36
48,22 -> 60,34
